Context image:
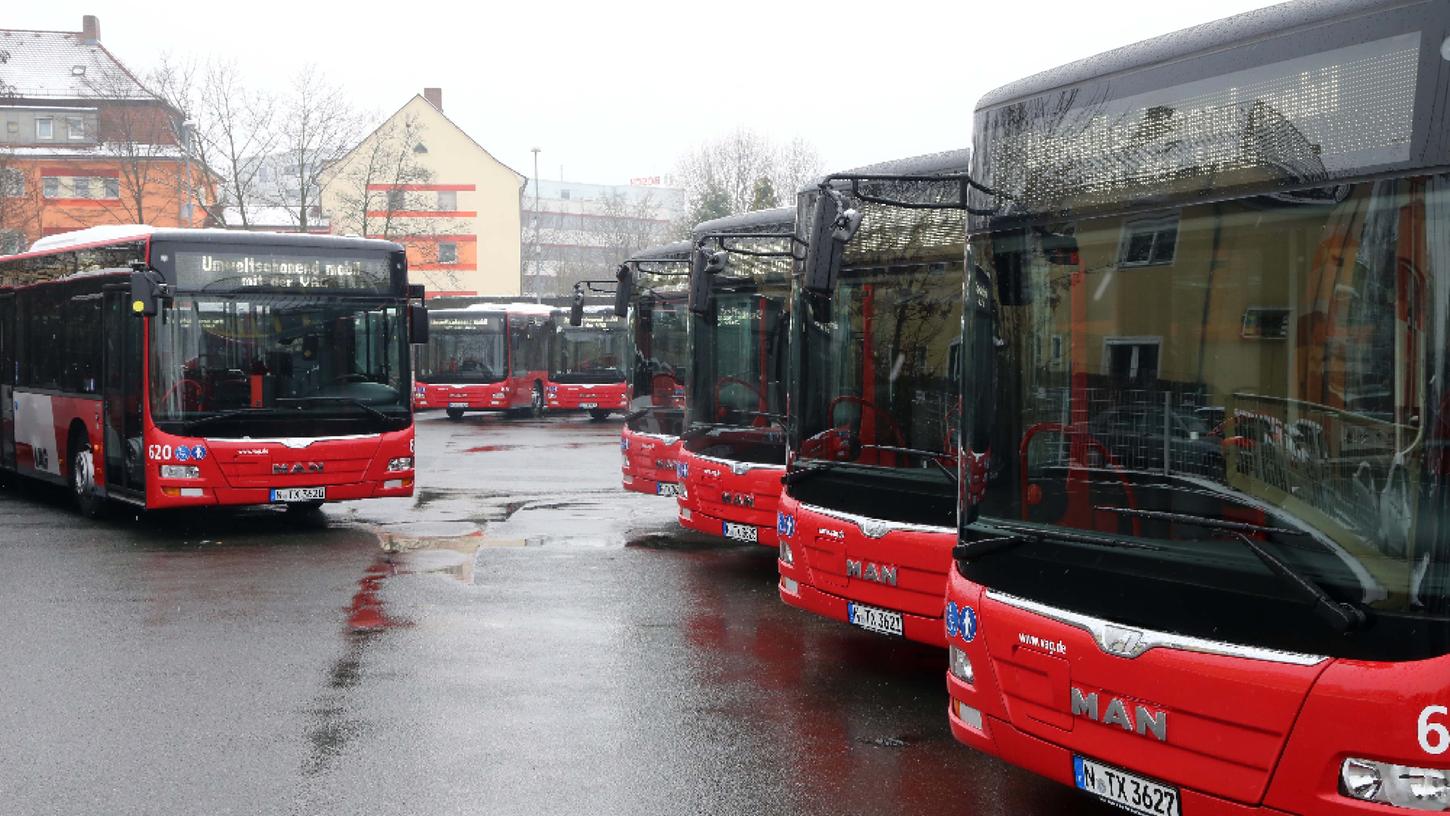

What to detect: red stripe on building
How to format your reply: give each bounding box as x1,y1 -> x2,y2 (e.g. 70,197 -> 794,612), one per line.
411,264 -> 478,271
366,184 -> 476,192
425,291 -> 478,298
39,166 -> 122,178
44,198 -> 121,206
366,210 -> 476,218
369,234 -> 477,242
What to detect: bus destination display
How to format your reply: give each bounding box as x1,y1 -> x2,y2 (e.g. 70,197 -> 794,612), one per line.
172,249 -> 392,292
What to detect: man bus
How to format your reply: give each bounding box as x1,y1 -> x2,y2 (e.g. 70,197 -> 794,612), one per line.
675,208 -> 794,547
0,226 -> 427,515
776,151 -> 968,643
414,302 -> 553,420
617,241 -> 692,496
947,1 -> 1450,814
547,304 -> 629,419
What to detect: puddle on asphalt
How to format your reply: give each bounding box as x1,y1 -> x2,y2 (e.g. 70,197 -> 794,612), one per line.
462,441 -> 596,453
378,528 -> 486,585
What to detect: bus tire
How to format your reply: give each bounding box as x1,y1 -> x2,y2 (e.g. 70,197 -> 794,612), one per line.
445,408 -> 465,421
69,430 -> 103,519
530,382 -> 545,418
286,500 -> 324,514
589,409 -> 611,421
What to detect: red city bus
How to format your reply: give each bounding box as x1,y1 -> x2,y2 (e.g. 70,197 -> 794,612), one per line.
947,2 -> 1450,814
777,152 -> 968,644
676,208 -> 795,547
617,242 -> 692,496
413,302 -> 554,420
546,304 -> 629,419
0,226 -> 427,515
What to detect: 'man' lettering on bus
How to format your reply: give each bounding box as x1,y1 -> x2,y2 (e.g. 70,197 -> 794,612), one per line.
1071,688 -> 1168,742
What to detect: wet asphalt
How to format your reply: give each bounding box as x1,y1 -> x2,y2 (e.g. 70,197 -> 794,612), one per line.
0,412 -> 1115,816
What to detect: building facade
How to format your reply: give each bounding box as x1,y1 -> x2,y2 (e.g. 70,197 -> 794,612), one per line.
320,89 -> 524,297
522,178 -> 684,297
0,15 -> 210,254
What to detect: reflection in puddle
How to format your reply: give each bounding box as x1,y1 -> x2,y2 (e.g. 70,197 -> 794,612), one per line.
383,530 -> 486,584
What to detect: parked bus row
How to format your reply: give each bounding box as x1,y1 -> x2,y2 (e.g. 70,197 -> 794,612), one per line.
413,301 -> 629,421
617,1 -> 1450,813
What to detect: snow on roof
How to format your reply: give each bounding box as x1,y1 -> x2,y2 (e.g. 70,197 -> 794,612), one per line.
29,224 -> 156,252
0,28 -> 154,101
4,143 -> 186,158
693,207 -> 795,240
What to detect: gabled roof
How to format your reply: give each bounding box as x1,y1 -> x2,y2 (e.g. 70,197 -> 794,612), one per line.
337,94 -> 525,184
0,28 -> 155,101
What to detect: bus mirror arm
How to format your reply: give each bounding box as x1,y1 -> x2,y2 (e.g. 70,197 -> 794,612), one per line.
408,303 -> 429,345
128,263 -> 171,317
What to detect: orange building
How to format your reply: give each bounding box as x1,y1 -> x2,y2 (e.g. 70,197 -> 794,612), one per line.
0,15 -> 210,255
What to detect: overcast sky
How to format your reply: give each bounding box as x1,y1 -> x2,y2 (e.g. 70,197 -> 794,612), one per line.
13,0 -> 1289,185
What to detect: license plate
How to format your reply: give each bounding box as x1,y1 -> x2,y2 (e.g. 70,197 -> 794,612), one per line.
271,487 -> 326,503
722,521 -> 757,543
1074,756 -> 1180,816
448,401 -> 468,408
580,402 -> 598,409
656,482 -> 682,497
847,602 -> 904,637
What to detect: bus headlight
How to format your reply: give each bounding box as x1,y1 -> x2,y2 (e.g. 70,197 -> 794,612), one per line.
778,540 -> 793,565
1341,758 -> 1450,810
159,465 -> 200,479
949,645 -> 975,684
387,457 -> 414,472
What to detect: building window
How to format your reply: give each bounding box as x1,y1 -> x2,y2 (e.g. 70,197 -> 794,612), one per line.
72,177 -> 93,199
437,242 -> 458,265
0,169 -> 22,197
5,120 -> 17,134
0,231 -> 22,255
1118,214 -> 1179,267
42,177 -> 60,198
66,117 -> 85,141
1103,337 -> 1162,387
436,190 -> 456,211
386,189 -> 406,211
102,177 -> 119,199
35,118 -> 54,140
560,189 -> 570,200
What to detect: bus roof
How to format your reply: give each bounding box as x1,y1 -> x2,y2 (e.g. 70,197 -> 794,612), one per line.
628,241 -> 693,263
814,148 -> 970,190
23,225 -> 403,256
692,207 -> 794,240
975,0 -> 1398,113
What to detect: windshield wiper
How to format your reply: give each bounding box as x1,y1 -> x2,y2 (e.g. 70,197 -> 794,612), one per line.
1231,533 -> 1365,634
182,407 -> 278,432
857,443 -> 958,483
277,396 -> 393,422
953,521 -> 1167,561
1095,506 -> 1303,538
781,460 -> 840,486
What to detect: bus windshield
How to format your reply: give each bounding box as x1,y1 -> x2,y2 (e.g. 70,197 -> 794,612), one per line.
628,293 -> 689,412
416,314 -> 506,384
968,175 -> 1450,658
150,295 -> 409,436
551,323 -> 627,383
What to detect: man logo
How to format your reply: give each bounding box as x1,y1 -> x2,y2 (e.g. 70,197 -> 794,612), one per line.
273,462 -> 324,475
1071,687 -> 1168,742
845,559 -> 898,586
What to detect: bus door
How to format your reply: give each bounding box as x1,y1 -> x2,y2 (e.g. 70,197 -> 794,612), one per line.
102,286 -> 145,497
0,291 -> 12,472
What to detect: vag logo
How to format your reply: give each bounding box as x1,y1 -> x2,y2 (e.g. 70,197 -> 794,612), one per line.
1071,688 -> 1168,742
846,559 -> 897,586
273,462 -> 324,475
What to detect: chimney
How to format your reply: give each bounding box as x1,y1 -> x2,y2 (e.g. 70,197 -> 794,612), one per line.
81,15 -> 101,44
423,87 -> 443,111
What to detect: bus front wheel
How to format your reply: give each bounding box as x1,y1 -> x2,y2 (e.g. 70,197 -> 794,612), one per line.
589,409 -> 611,421
69,434 -> 103,519
446,408 -> 465,421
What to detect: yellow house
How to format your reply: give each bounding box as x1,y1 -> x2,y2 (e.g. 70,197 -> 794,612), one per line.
321,88 -> 524,296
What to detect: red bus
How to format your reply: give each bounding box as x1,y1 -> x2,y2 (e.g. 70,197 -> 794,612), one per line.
676,208 -> 795,547
546,304 -> 629,419
617,242 -> 692,496
0,226 -> 427,515
948,2 -> 1450,814
413,302 -> 554,420
776,152 -> 968,643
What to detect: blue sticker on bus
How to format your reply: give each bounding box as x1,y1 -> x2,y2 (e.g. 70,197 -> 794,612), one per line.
176,446 -> 191,462
191,445 -> 207,460
945,601 -> 979,643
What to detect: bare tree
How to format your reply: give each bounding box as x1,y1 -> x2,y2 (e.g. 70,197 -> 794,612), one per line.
674,129 -> 823,233
0,147 -> 44,254
271,66 -> 364,232
182,60 -> 278,228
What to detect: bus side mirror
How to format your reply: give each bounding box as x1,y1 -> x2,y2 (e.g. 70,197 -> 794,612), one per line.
409,303 -> 429,345
613,263 -> 632,318
129,267 -> 169,317
804,193 -> 847,296
407,283 -> 426,299
689,247 -> 724,316
570,286 -> 585,327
